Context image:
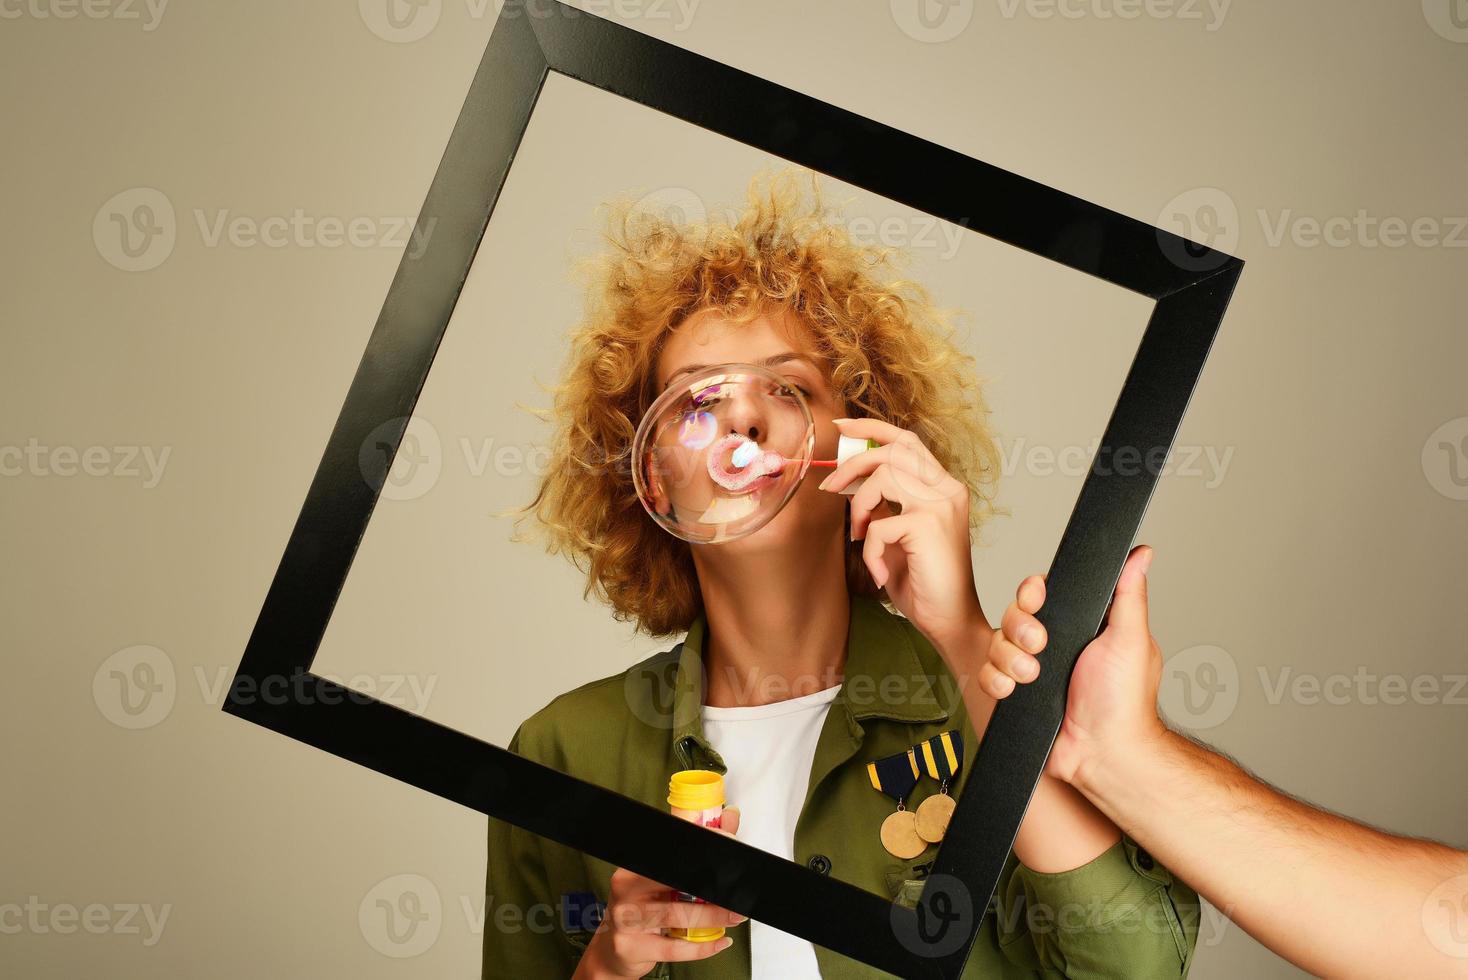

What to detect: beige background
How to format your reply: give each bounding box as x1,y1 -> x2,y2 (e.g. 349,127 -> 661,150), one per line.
2,1 -> 1465,978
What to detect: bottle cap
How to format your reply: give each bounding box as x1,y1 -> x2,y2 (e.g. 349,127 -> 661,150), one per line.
668,769 -> 725,811
836,433 -> 879,465
834,433 -> 880,496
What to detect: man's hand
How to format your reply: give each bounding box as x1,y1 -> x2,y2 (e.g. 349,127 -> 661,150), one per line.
976,544 -> 1168,784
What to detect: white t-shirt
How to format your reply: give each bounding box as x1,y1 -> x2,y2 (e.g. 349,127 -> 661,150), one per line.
700,683 -> 843,979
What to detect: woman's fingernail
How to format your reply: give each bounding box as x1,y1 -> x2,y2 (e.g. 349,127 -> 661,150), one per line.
717,937 -> 734,951
832,417 -> 850,424
817,477 -> 830,491
1014,656 -> 1038,681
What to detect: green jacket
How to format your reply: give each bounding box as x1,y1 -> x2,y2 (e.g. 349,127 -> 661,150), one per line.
483,595 -> 1199,979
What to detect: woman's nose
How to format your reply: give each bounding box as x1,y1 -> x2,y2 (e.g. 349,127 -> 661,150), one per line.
725,388 -> 767,442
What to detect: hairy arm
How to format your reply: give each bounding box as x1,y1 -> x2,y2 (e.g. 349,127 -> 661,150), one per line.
983,544 -> 1468,979
1077,725 -> 1468,978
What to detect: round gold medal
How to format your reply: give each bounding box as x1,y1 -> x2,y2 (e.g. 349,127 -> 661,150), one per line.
914,792 -> 956,843
880,809 -> 928,859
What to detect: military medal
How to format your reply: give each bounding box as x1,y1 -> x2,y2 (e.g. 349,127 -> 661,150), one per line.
867,747 -> 927,859
914,730 -> 964,844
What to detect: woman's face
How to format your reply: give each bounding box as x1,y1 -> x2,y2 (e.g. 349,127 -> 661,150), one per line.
653,307 -> 849,556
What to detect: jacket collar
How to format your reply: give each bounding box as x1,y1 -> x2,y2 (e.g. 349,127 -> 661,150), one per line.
671,594 -> 951,771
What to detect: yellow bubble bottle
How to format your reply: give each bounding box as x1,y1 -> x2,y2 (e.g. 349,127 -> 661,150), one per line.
666,770 -> 726,943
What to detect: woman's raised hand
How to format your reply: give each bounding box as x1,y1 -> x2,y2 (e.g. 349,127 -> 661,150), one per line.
818,417 -> 988,665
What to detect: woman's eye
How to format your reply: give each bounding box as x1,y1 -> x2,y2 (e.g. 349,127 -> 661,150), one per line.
775,382 -> 811,399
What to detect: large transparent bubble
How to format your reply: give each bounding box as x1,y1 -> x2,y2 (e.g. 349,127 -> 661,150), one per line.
632,363 -> 816,544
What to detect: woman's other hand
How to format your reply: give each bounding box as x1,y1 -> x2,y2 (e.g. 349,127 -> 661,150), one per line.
572,808 -> 747,979
817,417 -> 988,667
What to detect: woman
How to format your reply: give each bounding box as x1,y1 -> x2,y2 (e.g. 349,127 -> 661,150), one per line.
484,168 -> 1198,978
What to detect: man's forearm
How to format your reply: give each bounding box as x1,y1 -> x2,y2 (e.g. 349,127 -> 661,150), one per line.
1073,728 -> 1468,978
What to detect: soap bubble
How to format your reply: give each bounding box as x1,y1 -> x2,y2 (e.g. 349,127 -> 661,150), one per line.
632,363 -> 816,543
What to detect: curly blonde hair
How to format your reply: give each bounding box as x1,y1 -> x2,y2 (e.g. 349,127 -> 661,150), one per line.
508,166 -> 1004,637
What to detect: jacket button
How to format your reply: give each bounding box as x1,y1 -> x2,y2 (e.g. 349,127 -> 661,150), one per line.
1136,849 -> 1155,871
807,854 -> 832,875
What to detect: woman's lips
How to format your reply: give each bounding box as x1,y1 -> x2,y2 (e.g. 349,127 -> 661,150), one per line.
707,434 -> 784,492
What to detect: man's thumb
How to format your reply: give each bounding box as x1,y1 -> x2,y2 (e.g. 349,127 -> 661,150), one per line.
1106,545 -> 1153,637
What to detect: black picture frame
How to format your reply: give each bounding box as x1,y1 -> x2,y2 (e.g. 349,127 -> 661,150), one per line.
224,2 -> 1243,976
